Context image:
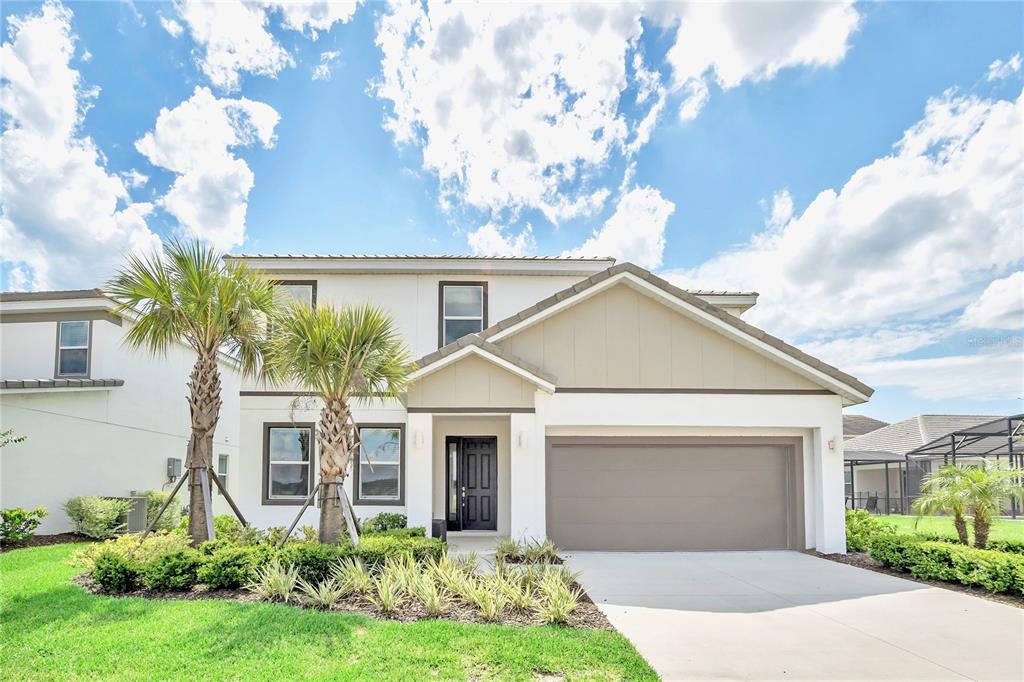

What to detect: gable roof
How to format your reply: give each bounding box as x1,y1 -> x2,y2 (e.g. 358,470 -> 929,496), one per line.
843,415 -> 889,437
471,262 -> 872,403
409,333 -> 557,392
844,415 -> 1002,458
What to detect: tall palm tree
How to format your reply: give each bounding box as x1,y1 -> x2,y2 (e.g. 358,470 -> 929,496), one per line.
107,240 -> 277,545
262,303 -> 412,545
912,465 -> 971,545
960,463 -> 1024,549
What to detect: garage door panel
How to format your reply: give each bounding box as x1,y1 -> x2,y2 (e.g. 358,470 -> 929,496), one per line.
546,439 -> 801,551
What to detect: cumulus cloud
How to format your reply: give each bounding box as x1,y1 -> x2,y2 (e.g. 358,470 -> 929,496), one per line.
269,1 -> 359,38
664,2 -> 862,119
467,223 -> 535,257
135,86 -> 280,248
312,50 -> 341,81
1,1 -> 160,291
160,16 -> 183,38
987,52 -> 1021,82
959,271 -> 1024,331
851,351 -> 1023,401
564,186 -> 675,268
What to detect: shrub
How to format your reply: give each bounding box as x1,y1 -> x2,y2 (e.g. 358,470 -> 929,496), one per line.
356,535 -> 444,567
916,533 -> 1024,556
869,534 -> 1024,595
71,531 -> 190,571
178,514 -> 245,541
361,512 -> 407,534
247,560 -> 298,602
296,577 -> 346,609
466,575 -> 508,622
365,527 -> 425,538
93,550 -> 142,593
64,497 -> 133,539
412,573 -> 446,616
845,509 -> 896,552
198,545 -> 267,589
332,558 -> 372,596
371,570 -> 405,613
280,542 -> 355,583
1,506 -> 48,543
141,490 -> 181,531
536,571 -> 582,624
143,550 -> 202,591
495,538 -> 560,564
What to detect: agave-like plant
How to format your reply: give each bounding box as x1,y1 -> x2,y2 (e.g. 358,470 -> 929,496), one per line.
371,571 -> 405,613
412,573 -> 447,617
296,576 -> 346,609
536,572 -> 582,625
331,558 -> 373,596
247,560 -> 299,603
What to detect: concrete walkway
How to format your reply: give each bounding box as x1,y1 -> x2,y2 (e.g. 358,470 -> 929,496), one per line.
566,551 -> 1023,681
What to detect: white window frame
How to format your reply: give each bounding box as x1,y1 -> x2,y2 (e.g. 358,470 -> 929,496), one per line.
440,283 -> 486,347
56,320 -> 90,377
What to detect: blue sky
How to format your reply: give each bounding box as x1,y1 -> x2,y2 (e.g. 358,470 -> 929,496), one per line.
1,1 -> 1022,422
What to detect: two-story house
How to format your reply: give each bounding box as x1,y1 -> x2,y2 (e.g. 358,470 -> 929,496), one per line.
230,255 -> 872,553
0,289 -> 241,534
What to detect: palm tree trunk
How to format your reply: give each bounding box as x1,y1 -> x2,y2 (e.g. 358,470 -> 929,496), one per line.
953,512 -> 970,545
318,398 -> 354,545
185,351 -> 221,546
972,514 -> 990,549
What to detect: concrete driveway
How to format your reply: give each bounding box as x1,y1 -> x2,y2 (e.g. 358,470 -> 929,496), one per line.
566,551 -> 1023,681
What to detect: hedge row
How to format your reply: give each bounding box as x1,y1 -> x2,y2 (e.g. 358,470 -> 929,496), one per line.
868,534 -> 1024,595
912,533 -> 1024,556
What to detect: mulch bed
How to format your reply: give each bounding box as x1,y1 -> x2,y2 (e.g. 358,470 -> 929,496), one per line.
71,575 -> 612,630
808,550 -> 1024,609
1,533 -> 96,553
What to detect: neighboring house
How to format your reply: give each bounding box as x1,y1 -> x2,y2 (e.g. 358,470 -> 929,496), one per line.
842,414 -> 888,441
0,289 -> 241,534
230,255 -> 871,554
843,414 -> 1002,514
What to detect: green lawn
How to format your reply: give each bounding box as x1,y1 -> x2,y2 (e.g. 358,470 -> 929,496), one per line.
878,515 -> 1024,542
0,544 -> 656,681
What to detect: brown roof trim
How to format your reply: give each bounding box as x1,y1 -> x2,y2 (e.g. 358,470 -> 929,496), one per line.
0,289 -> 106,302
411,333 -> 558,386
476,262 -> 873,399
0,378 -> 124,389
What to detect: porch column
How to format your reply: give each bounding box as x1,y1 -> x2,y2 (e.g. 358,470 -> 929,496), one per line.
814,413 -> 846,553
405,412 -> 433,530
510,411 -> 541,541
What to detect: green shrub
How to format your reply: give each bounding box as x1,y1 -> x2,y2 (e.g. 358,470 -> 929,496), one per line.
1,506 -> 48,543
279,542 -> 355,583
845,509 -> 896,552
356,535 -> 444,567
142,550 -> 202,591
916,532 -> 1024,556
177,514 -> 245,541
92,550 -> 142,593
198,545 -> 269,589
64,497 -> 133,538
140,490 -> 181,531
361,513 -> 407,534
365,527 -> 425,538
71,531 -> 190,571
869,534 -> 1024,595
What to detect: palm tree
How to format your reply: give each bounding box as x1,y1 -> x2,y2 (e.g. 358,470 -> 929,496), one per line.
107,240 -> 277,545
262,303 -> 412,545
959,463 -> 1024,549
912,465 -> 971,544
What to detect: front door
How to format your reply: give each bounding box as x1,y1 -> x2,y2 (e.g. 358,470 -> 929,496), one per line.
446,436 -> 498,531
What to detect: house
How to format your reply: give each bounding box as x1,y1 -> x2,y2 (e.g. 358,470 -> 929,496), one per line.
230,255 -> 871,553
843,414 -> 1002,514
0,289 -> 241,534
842,414 -> 888,440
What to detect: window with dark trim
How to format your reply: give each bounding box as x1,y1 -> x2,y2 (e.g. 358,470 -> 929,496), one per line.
56,320 -> 89,377
262,423 -> 315,504
438,281 -> 487,347
353,424 -> 404,505
216,454 -> 229,496
274,280 -> 317,308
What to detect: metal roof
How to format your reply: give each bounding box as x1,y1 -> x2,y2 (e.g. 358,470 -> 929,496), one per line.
843,414 -> 889,437
844,449 -> 907,463
844,414 -> 1004,457
0,378 -> 125,389
908,414 -> 1023,459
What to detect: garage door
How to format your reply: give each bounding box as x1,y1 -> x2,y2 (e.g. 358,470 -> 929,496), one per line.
546,437 -> 803,551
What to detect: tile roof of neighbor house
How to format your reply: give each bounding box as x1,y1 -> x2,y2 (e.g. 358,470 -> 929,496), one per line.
844,414 -> 1003,459
225,254 -> 616,261
0,378 -> 125,389
412,333 -> 558,386
843,414 -> 889,437
0,289 -> 106,302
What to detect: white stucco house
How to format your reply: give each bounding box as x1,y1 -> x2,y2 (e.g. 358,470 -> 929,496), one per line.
231,256 -> 872,554
0,289 -> 241,534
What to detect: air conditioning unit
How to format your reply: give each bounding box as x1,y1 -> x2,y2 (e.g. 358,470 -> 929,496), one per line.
167,457 -> 182,481
110,496 -> 150,533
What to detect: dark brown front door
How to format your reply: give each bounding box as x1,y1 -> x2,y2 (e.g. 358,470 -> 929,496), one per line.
451,436 -> 497,531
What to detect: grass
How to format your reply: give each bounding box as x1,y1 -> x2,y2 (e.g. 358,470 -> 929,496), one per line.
0,544 -> 656,682
878,515 -> 1024,542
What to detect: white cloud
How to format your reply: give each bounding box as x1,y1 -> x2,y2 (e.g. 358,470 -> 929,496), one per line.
666,86 -> 1024,341
564,186 -> 675,268
121,169 -> 149,189
466,223 -> 535,257
959,271 -> 1024,331
160,16 -> 183,38
851,350 -> 1024,401
135,86 -> 280,248
312,49 -> 341,81
987,52 -> 1021,82
0,1 -> 160,291
665,2 -> 861,119
268,1 -> 359,38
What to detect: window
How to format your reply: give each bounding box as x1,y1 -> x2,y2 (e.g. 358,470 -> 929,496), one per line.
274,280 -> 316,308
354,425 -> 403,505
56,320 -> 89,376
263,424 -> 315,504
216,454 -> 229,495
439,282 -> 487,347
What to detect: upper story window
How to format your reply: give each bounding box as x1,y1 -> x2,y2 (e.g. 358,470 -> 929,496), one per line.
354,425 -> 403,505
275,280 -> 316,308
439,282 -> 487,347
56,321 -> 89,377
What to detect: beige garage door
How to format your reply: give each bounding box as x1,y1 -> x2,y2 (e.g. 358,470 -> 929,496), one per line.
546,437 -> 803,551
